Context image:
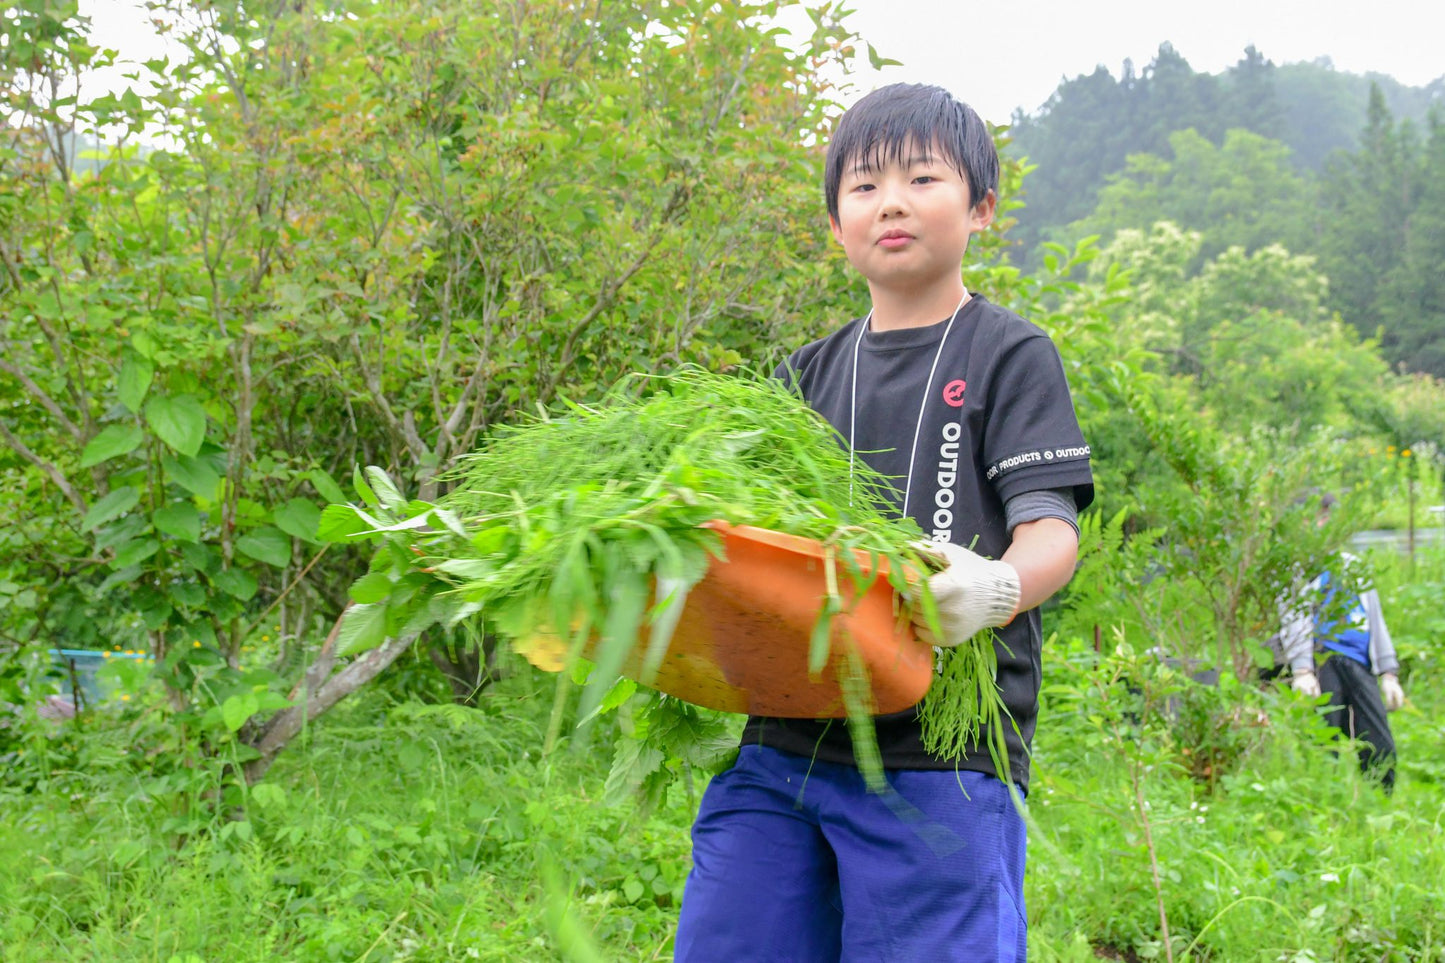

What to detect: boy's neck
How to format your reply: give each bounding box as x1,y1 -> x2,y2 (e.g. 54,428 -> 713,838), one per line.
866,280 -> 971,332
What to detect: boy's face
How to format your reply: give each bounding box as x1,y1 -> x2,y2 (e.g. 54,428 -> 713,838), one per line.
829,140 -> 994,296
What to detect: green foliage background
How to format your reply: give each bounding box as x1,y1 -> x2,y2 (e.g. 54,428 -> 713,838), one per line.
3,1 -> 1445,960
1009,45 -> 1445,378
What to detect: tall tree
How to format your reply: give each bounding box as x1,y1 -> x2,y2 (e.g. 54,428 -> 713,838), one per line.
1008,65 -> 1129,255
1223,45 -> 1283,136
1008,53 -> 1438,262
1138,43 -> 1223,149
1059,128 -> 1311,260
1376,107 -> 1445,375
0,0 -> 867,782
1311,84 -> 1423,357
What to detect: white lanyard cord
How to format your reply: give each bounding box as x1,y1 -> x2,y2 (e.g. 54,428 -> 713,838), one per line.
848,289 -> 969,515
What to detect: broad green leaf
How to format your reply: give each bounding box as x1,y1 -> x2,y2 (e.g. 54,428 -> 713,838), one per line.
97,565 -> 142,596
254,691 -> 291,712
144,394 -> 206,456
117,354 -> 154,413
153,503 -> 202,543
212,568 -> 258,601
274,498 -> 322,543
140,602 -> 172,631
221,692 -> 261,732
337,602 -> 388,655
82,487 -> 141,533
112,538 -> 160,569
432,507 -> 469,539
308,468 -> 348,505
250,782 -> 287,811
316,504 -> 374,543
189,620 -> 219,649
579,677 -> 637,725
348,571 -> 394,604
80,424 -> 143,467
162,453 -> 221,498
169,582 -> 206,608
364,466 -> 407,511
399,592 -> 449,639
359,512 -> 434,533
352,465 -> 379,509
180,541 -> 217,574
865,42 -> 896,71
93,514 -> 148,553
235,527 -> 292,568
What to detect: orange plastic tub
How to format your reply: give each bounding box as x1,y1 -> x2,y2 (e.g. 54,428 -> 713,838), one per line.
554,521 -> 935,717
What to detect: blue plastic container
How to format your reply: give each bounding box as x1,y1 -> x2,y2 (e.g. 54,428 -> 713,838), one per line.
47,649 -> 149,706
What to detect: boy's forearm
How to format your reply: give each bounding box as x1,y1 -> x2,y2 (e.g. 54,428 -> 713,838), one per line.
1001,516 -> 1080,616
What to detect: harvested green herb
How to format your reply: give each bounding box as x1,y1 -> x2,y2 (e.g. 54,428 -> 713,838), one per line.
320,368 -> 1009,787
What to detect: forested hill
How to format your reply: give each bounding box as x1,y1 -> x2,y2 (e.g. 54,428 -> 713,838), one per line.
1007,44 -> 1439,251
1004,43 -> 1445,376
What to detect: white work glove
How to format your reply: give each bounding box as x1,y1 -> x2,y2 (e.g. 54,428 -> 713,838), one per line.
909,541 -> 1020,647
1380,672 -> 1405,712
1291,667 -> 1322,699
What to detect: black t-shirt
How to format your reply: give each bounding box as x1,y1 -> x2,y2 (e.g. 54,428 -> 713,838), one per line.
743,294 -> 1095,790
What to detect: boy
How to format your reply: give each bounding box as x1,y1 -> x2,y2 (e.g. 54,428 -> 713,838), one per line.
674,84 -> 1094,961
1279,492 -> 1406,791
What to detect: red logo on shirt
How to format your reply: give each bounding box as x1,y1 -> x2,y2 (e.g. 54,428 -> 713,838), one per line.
942,379 -> 967,407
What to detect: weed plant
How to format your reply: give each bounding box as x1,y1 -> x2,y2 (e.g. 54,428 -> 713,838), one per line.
1026,542 -> 1445,962
322,368 -> 1008,785
1,654 -> 701,961
4,538 -> 1443,962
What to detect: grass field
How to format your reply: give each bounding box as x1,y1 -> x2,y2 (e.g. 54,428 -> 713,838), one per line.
4,546 -> 1442,962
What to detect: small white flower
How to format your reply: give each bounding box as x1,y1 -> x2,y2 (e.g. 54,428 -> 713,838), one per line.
1196,815 -> 1205,824
1320,873 -> 1340,883
1251,782 -> 1267,792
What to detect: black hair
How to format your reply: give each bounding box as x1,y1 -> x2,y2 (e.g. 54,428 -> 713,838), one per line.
824,83 -> 999,225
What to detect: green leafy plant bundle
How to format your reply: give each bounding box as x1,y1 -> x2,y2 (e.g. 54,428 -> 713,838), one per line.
319,368 -> 1008,782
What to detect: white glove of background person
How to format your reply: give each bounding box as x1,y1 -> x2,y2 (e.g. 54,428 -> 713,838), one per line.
909,541 -> 1020,647
1291,667 -> 1322,699
1380,672 -> 1405,712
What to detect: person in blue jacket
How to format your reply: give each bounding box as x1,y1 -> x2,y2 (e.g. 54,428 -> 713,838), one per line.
1279,493 -> 1407,791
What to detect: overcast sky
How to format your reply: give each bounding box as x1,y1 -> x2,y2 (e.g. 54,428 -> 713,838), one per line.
773,0 -> 1445,124
77,0 -> 1445,127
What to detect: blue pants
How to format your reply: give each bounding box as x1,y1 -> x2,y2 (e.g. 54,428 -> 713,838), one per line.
674,745 -> 1027,962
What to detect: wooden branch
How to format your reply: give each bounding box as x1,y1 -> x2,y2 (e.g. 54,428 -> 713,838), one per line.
0,357 -> 85,439
245,625 -> 415,785
538,202 -> 682,405
27,283 -> 95,435
436,344 -> 491,459
0,419 -> 87,513
0,240 -> 23,291
241,542 -> 330,642
348,331 -> 428,463
282,604 -> 347,706
707,43 -> 755,136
